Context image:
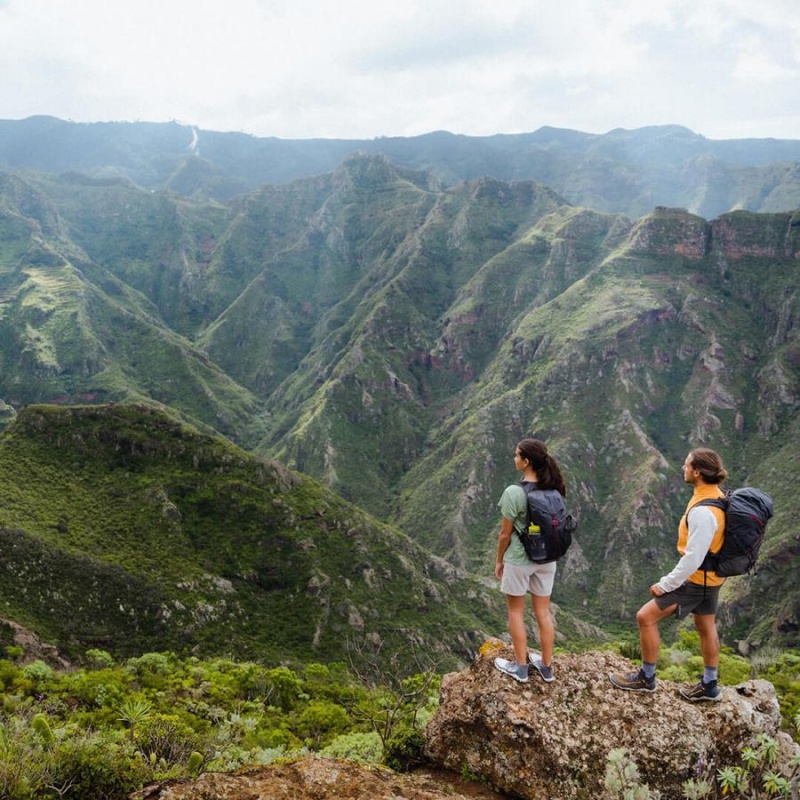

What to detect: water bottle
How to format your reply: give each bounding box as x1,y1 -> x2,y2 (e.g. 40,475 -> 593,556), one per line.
527,521 -> 547,560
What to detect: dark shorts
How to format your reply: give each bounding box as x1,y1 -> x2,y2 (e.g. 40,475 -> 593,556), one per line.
654,581 -> 720,619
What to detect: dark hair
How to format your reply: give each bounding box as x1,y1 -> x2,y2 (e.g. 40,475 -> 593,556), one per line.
517,438 -> 566,497
689,448 -> 728,484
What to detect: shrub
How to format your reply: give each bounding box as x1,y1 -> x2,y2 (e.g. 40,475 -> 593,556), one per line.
65,668 -> 129,710
85,649 -> 115,670
383,726 -> 426,773
0,716 -> 52,798
604,748 -> 658,800
264,666 -> 304,711
320,731 -> 383,764
125,652 -> 177,680
205,745 -> 286,772
293,701 -> 350,748
21,660 -> 54,686
3,646 -> 23,661
135,713 -> 201,764
49,731 -> 150,800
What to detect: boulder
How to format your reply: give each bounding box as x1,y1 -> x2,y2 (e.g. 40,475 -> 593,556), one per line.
424,646 -> 799,800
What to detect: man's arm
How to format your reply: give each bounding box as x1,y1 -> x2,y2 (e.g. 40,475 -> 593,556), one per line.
653,507 -> 718,594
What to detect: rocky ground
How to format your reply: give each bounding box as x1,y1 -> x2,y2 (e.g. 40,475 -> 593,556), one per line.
133,758 -> 510,800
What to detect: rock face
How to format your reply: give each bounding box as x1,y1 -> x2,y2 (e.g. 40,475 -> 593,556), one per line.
424,647 -> 799,800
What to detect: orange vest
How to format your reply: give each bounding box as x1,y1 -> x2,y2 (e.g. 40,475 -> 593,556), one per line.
678,485 -> 726,587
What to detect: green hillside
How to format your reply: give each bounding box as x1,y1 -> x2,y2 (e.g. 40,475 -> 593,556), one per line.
0,172 -> 263,444
0,404 -> 519,667
392,207 -> 800,643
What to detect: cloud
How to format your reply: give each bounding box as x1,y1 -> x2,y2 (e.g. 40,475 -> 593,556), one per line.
0,0 -> 798,140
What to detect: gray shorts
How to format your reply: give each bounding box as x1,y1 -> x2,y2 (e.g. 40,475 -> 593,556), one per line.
501,561 -> 557,597
654,581 -> 721,619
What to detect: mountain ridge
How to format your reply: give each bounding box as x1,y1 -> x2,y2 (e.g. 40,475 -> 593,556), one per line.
2,116 -> 800,217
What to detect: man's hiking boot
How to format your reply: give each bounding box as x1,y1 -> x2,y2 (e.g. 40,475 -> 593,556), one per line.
679,678 -> 721,702
528,653 -> 554,682
494,657 -> 529,683
608,669 -> 656,693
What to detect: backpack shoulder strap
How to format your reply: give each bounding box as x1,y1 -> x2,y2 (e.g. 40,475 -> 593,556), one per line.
689,497 -> 727,512
686,497 -> 728,567
686,496 -> 727,523
516,480 -> 533,529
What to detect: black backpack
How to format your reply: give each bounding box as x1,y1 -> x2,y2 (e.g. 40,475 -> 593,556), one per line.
692,487 -> 774,577
516,481 -> 576,563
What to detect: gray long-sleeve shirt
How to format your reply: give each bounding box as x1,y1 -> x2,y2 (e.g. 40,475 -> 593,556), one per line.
656,506 -> 719,593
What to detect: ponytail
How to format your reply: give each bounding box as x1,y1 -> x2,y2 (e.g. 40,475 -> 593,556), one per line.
517,438 -> 567,497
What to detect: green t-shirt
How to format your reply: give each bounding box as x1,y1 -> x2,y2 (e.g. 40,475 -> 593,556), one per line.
498,483 -> 530,566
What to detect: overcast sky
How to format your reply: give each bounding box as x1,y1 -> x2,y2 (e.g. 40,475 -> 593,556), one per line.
1,0 -> 798,141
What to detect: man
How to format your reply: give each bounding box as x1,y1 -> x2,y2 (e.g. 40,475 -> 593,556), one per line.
609,448 -> 727,701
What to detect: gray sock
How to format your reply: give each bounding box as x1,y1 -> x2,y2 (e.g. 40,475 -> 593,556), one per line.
641,662 -> 656,679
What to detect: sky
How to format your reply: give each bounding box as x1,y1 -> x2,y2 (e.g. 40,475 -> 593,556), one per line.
1,0 -> 799,142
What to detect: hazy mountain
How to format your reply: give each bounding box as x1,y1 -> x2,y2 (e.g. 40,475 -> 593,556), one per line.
1,116 -> 800,218
0,154 -> 798,660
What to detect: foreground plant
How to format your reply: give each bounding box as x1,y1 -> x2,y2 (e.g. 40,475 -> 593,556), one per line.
682,731 -> 800,799
604,748 -> 661,799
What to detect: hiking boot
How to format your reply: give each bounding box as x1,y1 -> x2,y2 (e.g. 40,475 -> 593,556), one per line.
528,653 -> 554,682
494,657 -> 529,683
679,678 -> 721,702
608,669 -> 656,693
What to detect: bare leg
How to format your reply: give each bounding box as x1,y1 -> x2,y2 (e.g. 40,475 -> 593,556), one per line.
506,594 -> 528,664
693,614 -> 720,668
531,594 -> 554,666
637,599 -> 676,664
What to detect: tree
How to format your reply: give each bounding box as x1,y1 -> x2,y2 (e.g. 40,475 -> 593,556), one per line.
345,635 -> 439,748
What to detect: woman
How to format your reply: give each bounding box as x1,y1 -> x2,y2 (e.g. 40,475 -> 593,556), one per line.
493,438 -> 567,683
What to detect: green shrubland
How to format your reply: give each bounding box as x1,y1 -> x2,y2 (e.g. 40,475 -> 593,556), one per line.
0,645 -> 439,799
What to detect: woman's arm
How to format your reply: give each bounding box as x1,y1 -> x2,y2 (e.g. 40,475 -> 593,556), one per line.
495,516 -> 515,579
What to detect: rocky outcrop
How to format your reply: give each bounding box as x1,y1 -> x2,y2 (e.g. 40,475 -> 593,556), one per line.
133,758 -> 508,800
424,646 -> 799,800
0,618 -> 71,669
711,210 -> 800,260
628,207 -> 710,259
625,207 -> 800,263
